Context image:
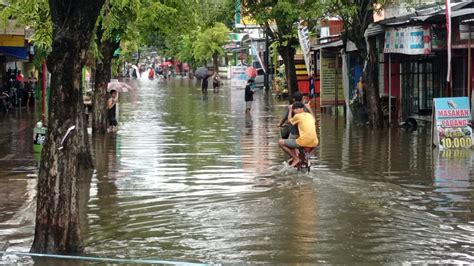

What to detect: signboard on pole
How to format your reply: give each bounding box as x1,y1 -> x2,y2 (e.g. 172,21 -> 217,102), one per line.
230,66 -> 248,88
320,49 -> 344,107
433,97 -> 473,149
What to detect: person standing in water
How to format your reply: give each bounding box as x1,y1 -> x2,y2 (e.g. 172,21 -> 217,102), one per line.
107,89 -> 118,132
245,79 -> 255,114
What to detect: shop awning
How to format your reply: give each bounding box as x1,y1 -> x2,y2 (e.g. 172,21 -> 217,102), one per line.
377,2 -> 474,26
310,39 -> 343,51
0,46 -> 28,61
367,24 -> 385,37
113,48 -> 120,58
227,33 -> 249,43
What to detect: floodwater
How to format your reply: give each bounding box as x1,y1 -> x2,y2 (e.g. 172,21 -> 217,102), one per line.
1,77 -> 474,264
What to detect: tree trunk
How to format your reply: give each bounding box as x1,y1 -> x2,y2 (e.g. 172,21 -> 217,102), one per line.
278,45 -> 298,102
92,39 -> 119,134
213,53 -> 219,74
362,37 -> 384,127
31,0 -> 104,254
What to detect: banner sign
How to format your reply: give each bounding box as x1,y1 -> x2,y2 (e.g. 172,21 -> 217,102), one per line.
384,26 -> 431,55
230,66 -> 248,88
297,21 -> 311,76
433,97 -> 473,149
320,49 -> 344,107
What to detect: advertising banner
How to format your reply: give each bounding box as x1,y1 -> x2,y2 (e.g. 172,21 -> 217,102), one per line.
384,26 -> 431,55
297,21 -> 311,76
320,50 -> 344,107
433,97 -> 473,149
230,66 -> 248,88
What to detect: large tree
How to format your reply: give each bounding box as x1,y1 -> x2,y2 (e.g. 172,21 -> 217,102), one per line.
245,0 -> 320,101
193,22 -> 229,71
91,0 -> 140,134
137,0 -> 233,72
326,0 -> 384,127
30,0 -> 104,254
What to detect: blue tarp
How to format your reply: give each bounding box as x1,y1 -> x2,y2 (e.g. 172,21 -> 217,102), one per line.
0,46 -> 28,60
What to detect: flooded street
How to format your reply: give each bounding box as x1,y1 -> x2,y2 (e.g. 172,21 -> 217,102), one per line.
1,78 -> 474,263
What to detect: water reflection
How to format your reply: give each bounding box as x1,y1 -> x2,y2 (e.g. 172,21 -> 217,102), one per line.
432,149 -> 473,216
1,78 -> 474,263
80,78 -> 474,263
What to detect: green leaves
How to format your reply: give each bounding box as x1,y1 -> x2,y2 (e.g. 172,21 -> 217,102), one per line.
193,22 -> 229,65
0,0 -> 52,56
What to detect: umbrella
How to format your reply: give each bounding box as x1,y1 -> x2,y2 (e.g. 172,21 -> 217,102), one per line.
195,67 -> 209,79
246,66 -> 257,78
107,81 -> 133,92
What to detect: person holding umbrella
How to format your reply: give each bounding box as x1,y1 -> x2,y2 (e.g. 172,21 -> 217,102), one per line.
245,79 -> 255,114
107,89 -> 118,133
201,75 -> 209,92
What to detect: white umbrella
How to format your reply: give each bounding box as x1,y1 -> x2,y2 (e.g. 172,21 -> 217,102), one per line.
107,81 -> 133,92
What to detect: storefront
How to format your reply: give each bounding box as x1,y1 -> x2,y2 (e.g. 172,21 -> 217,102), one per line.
398,54 -> 445,117
383,25 -> 444,120
311,41 -> 345,108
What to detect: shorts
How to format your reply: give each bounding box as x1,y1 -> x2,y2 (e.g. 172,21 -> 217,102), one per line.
109,118 -> 118,126
283,138 -> 300,149
289,133 -> 298,139
245,101 -> 252,109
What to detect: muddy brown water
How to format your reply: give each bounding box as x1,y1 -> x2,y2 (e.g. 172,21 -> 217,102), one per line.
0,78 -> 473,264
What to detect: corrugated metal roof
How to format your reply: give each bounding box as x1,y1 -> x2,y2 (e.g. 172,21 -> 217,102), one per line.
378,1 -> 474,26
367,24 -> 385,36
310,39 -> 343,50
451,8 -> 474,18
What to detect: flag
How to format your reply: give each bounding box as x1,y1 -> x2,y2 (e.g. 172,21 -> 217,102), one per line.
297,21 -> 311,77
446,0 -> 452,82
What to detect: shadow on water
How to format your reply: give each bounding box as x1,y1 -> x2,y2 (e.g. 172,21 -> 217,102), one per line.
1,77 -> 474,263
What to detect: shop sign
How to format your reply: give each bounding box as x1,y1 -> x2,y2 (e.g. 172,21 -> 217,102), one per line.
433,97 -> 473,150
384,26 -> 431,55
0,35 -> 25,47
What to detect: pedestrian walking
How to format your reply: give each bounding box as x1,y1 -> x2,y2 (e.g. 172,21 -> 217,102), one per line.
201,75 -> 209,92
213,74 -> 220,91
245,79 -> 255,114
148,67 -> 155,80
107,89 -> 118,133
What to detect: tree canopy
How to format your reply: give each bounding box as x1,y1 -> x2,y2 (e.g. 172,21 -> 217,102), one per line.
244,0 -> 322,98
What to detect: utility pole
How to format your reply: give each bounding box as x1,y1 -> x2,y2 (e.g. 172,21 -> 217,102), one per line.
264,32 -> 270,91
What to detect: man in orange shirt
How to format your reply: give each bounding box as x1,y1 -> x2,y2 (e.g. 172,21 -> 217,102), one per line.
278,102 -> 318,167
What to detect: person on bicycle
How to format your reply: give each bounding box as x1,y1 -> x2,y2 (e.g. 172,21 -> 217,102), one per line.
278,91 -> 314,139
278,102 -> 318,167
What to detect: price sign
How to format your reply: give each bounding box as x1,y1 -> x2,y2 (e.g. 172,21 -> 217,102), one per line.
433,97 -> 473,150
34,127 -> 47,145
